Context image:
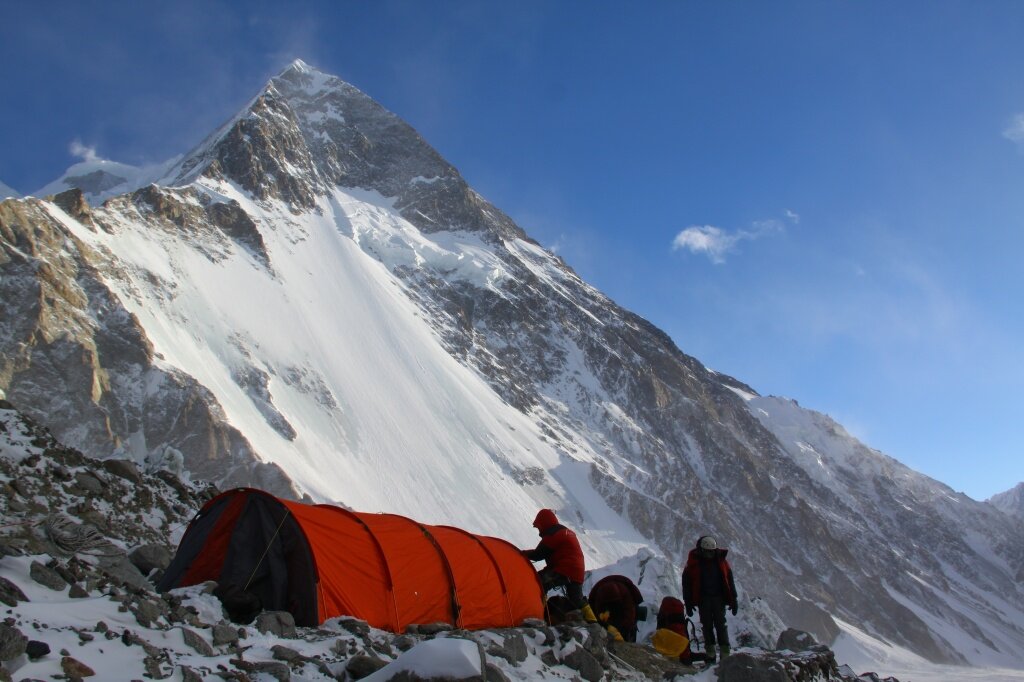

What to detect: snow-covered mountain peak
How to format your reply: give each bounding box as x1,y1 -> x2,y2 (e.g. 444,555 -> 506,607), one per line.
160,58 -> 527,243
32,156 -> 178,205
285,57 -> 315,74
3,61 -> 1024,674
990,482 -> 1024,520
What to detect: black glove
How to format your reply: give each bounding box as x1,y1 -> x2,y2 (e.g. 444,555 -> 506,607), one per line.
730,604 -> 737,616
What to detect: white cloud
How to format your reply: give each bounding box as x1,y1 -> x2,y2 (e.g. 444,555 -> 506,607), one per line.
785,209 -> 800,224
1003,113 -> 1024,148
69,139 -> 99,163
672,225 -> 737,264
672,217 -> 785,264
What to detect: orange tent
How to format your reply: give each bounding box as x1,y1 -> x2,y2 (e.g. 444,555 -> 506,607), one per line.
157,488 -> 544,630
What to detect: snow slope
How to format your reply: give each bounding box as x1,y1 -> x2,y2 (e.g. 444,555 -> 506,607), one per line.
49,180 -> 652,562
741,392 -> 1024,671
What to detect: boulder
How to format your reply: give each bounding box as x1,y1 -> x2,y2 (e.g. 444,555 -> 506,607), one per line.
562,646 -> 603,682
345,653 -> 388,679
776,627 -> 817,652
181,627 -> 215,657
0,575 -> 28,606
100,458 -> 143,484
129,543 -> 172,575
256,611 -> 297,638
0,624 -> 27,662
29,560 -> 68,591
718,652 -> 789,682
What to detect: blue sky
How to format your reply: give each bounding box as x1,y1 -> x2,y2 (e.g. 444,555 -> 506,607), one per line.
2,1 -> 1022,500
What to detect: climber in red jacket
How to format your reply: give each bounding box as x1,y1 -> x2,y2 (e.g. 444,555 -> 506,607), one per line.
682,535 -> 738,662
589,574 -> 644,642
523,509 -> 597,623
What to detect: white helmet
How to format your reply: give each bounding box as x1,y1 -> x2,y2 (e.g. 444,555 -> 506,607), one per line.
699,536 -> 718,551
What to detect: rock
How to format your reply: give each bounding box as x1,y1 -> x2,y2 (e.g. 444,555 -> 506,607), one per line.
776,627 -> 817,652
181,627 -> 215,657
604,641 -> 686,679
271,644 -> 303,663
133,598 -> 166,627
61,655 -> 96,678
121,629 -> 164,658
180,665 -> 205,682
718,652 -> 789,682
144,654 -> 168,679
69,583 -> 89,598
97,555 -> 150,591
485,662 -> 512,682
10,478 -> 31,497
392,634 -> 417,651
562,646 -> 603,682
213,622 -> 240,646
29,560 -> 68,591
0,624 -> 28,662
73,470 -> 105,495
487,631 -> 528,664
0,576 -> 28,606
255,611 -> 296,638
417,621 -> 453,635
338,617 -> 371,638
101,458 -> 143,483
345,653 -> 388,679
26,639 -> 50,660
233,659 -> 291,681
129,543 -> 172,575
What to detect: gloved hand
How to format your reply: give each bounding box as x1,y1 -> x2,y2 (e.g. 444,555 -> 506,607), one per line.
686,606 -> 694,618
730,604 -> 737,616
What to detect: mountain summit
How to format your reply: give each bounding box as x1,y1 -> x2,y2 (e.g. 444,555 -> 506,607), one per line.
2,61 -> 1023,670
162,60 -> 526,241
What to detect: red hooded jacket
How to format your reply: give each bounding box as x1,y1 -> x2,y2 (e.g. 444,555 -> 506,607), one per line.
524,509 -> 585,583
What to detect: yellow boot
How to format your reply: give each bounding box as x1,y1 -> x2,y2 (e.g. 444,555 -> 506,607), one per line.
580,603 -> 599,623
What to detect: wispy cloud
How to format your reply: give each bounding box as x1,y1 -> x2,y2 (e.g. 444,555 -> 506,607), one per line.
672,218 -> 785,264
1003,112 -> 1024,149
69,140 -> 99,163
785,209 -> 800,224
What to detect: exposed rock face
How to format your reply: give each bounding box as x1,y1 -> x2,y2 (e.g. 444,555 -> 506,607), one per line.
2,59 -> 1023,669
0,194 -> 295,497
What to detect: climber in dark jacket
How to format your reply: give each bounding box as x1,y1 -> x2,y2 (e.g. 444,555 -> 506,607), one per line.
523,509 -> 597,623
682,535 -> 738,662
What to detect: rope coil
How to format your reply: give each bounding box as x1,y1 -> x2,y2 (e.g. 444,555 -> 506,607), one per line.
44,514 -> 124,557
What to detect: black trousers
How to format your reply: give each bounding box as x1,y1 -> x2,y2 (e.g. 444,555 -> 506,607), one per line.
698,594 -> 730,648
538,567 -> 587,610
